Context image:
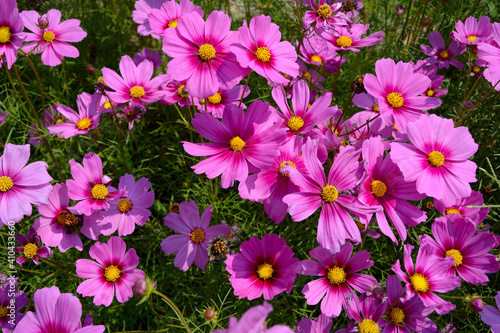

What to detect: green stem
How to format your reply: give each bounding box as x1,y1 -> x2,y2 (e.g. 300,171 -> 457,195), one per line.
152,290 -> 191,333
239,70 -> 252,108
25,56 -> 45,111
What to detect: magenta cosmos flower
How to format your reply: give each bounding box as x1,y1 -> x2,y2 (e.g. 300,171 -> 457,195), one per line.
230,15 -> 299,84
163,10 -> 248,98
20,9 -> 87,66
318,23 -> 384,53
183,101 -> 286,189
131,0 -> 163,39
0,0 -> 24,69
420,216 -> 500,285
225,234 -> 299,300
76,236 -> 145,307
452,16 -> 492,46
100,174 -> 154,237
13,286 -> 105,333
296,243 -> 377,317
392,244 -> 461,315
161,200 -> 231,271
421,31 -> 465,69
433,190 -> 489,225
480,291 -> 500,333
296,314 -> 332,333
390,114 -> 478,205
283,138 -> 379,253
363,58 -> 441,133
338,293 -> 387,333
14,227 -> 50,267
148,0 -> 203,37
66,152 -> 121,216
303,1 -> 348,30
195,84 -> 250,118
102,55 -> 167,105
478,23 -> 500,89
0,143 -> 52,226
48,92 -> 102,139
0,275 -> 28,332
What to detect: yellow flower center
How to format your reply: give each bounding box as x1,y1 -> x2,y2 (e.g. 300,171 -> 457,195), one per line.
473,66 -> 481,73
257,262 -> 274,280
393,123 -> 398,131
278,160 -> 297,177
321,185 -> 338,203
56,209 -> 80,228
287,116 -> 304,132
310,55 -> 323,63
104,265 -> 121,282
317,4 -> 332,19
229,136 -> 245,152
0,26 -> 11,44
389,307 -> 405,324
386,92 -> 404,108
439,50 -> 449,59
212,240 -> 228,255
177,85 -> 189,97
371,180 -> 387,198
208,92 -> 222,104
23,243 -> 38,259
43,31 -> 55,42
336,35 -> 353,48
167,19 -> 178,28
56,118 -> 64,124
91,184 -> 108,200
169,203 -> 180,213
130,86 -> 145,99
97,76 -> 109,89
0,176 -> 14,192
426,202 -> 434,210
426,89 -> 435,97
104,101 -> 112,109
373,103 -> 379,112
358,319 -> 379,333
446,249 -> 463,267
255,47 -> 271,62
118,199 -> 132,213
410,273 -> 430,293
467,35 -> 478,43
0,305 -> 7,318
198,43 -> 216,61
327,266 -> 346,285
190,228 -> 205,243
303,71 -> 312,79
428,151 -> 444,167
445,207 -> 463,216
76,117 -> 92,130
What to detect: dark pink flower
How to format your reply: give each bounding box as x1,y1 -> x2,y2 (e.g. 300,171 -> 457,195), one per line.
195,85 -> 250,118
421,31 -> 465,69
452,16 -> 492,46
14,227 -> 51,266
0,0 -> 25,69
433,190 -> 489,224
148,0 -> 203,37
318,24 -> 384,53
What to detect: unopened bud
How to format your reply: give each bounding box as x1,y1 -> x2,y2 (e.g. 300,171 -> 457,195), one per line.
204,308 -> 216,320
133,279 -> 148,296
470,297 -> 484,312
396,6 -> 404,15
464,101 -> 474,109
420,17 -> 430,26
38,16 -> 49,29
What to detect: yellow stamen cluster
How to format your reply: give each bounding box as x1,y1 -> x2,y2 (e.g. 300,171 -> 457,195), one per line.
0,26 -> 11,44
287,116 -> 304,132
255,47 -> 271,62
303,71 -> 312,79
439,50 -> 449,59
371,180 -> 387,198
389,307 -> 405,324
426,89 -> 435,97
321,185 -> 338,203
229,136 -> 246,152
410,273 -> 430,293
169,203 -> 180,213
393,123 -> 398,131
467,35 -> 478,43
386,92 -> 404,108
77,117 -> 92,131
317,4 -> 332,19
23,243 -> 38,259
104,265 -> 121,282
212,241 -> 227,255
336,36 -> 353,48
445,207 -> 463,216
177,85 -> 189,97
208,92 -> 222,104
118,199 -> 132,213
373,103 -> 379,112
358,319 -> 379,333
327,266 -> 346,285
97,76 -> 109,89
91,184 -> 108,200
190,228 -> 205,243
257,263 -> 274,280
167,19 -> 178,28
0,176 -> 13,192
0,305 -> 7,318
428,151 -> 444,167
56,118 -> 64,124
43,31 -> 55,42
130,86 -> 145,99
279,160 -> 297,177
56,210 -> 80,228
198,44 -> 216,61
446,249 -> 463,267
310,55 -> 323,63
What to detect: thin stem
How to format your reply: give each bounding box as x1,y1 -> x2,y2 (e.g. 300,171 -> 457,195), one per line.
25,56 -> 45,111
401,2 -> 422,60
152,290 -> 191,333
239,70 -> 252,108
454,69 -> 484,123
105,95 -> 131,172
457,80 -> 500,125
12,64 -> 38,119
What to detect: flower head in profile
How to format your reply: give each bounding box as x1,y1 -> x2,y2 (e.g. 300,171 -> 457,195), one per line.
133,47 -> 162,70
195,85 -> 250,118
76,237 -> 145,307
0,274 -> 28,331
452,16 -> 492,46
225,234 -> 299,301
303,1 -> 348,31
296,314 -> 332,333
14,227 -> 51,267
20,9 -> 87,66
480,291 -> 500,333
148,0 -> 203,37
131,0 -> 163,39
433,190 -> 489,225
318,24 -> 384,53
421,31 -> 465,69
339,293 -> 387,333
161,200 -> 231,271
0,0 -> 25,69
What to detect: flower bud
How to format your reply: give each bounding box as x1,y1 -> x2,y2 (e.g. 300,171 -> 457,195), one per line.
464,101 -> 474,109
396,6 -> 404,15
204,308 -> 216,320
133,279 -> 148,296
470,297 -> 484,312
38,16 -> 49,29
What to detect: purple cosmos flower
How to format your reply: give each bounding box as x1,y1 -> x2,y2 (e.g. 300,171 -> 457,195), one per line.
283,138 -> 380,253
296,243 -> 378,317
102,55 -> 167,105
0,274 -> 27,331
0,0 -> 24,69
363,58 -> 441,133
433,190 -> 489,225
20,9 -> 87,66
161,200 -> 231,271
183,101 -> 287,189
116,103 -> 147,131
0,143 -> 53,226
100,174 -> 154,237
303,1 -> 348,31
48,92 -> 102,139
296,314 -> 332,333
452,16 -> 492,46
14,227 -> 51,267
421,31 -> 465,69
420,216 -> 500,285
225,234 -> 299,300
13,286 -> 105,333
133,47 -> 162,70
390,114 -> 478,205
478,23 -> 500,89
66,152 -> 121,216
230,15 -> 299,84
195,85 -> 250,118
480,291 -> 500,333
131,0 -> 163,39
76,236 -> 145,307
338,293 -> 387,333
163,10 -> 248,98
318,24 -> 384,53
148,0 -> 203,37
392,244 -> 461,315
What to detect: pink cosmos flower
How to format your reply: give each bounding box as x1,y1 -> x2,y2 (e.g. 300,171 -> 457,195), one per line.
452,16 -> 492,46
148,0 -> 203,37
48,92 -> 102,139
303,1 -> 348,30
358,136 -> 427,244
0,143 -> 52,226
100,174 -> 154,237
390,114 -> 478,205
420,216 -> 500,285
160,78 -> 190,108
391,244 -> 461,315
102,55 -> 167,105
296,243 -> 378,317
296,314 -> 332,333
318,24 -> 384,53
363,58 -> 441,133
421,31 -> 465,69
161,200 -> 231,271
131,0 -> 163,39
133,47 -> 162,70
478,23 -> 500,89
195,85 -> 250,118
183,101 -> 287,189
20,9 -> 87,66
163,10 -> 248,98
480,291 -> 500,333
225,234 -> 299,300
0,0 -> 24,69
299,36 -> 337,66
282,138 -> 379,252
339,293 -> 387,333
13,286 -> 105,333
433,190 -> 489,225
0,274 -> 27,332
76,236 -> 145,307
14,227 -> 51,267
66,152 -> 121,216
230,15 -> 299,84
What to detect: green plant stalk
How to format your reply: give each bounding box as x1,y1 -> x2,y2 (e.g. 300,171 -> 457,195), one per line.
25,56 -> 45,111
106,95 -> 131,173
239,70 -> 252,108
152,290 -> 191,333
